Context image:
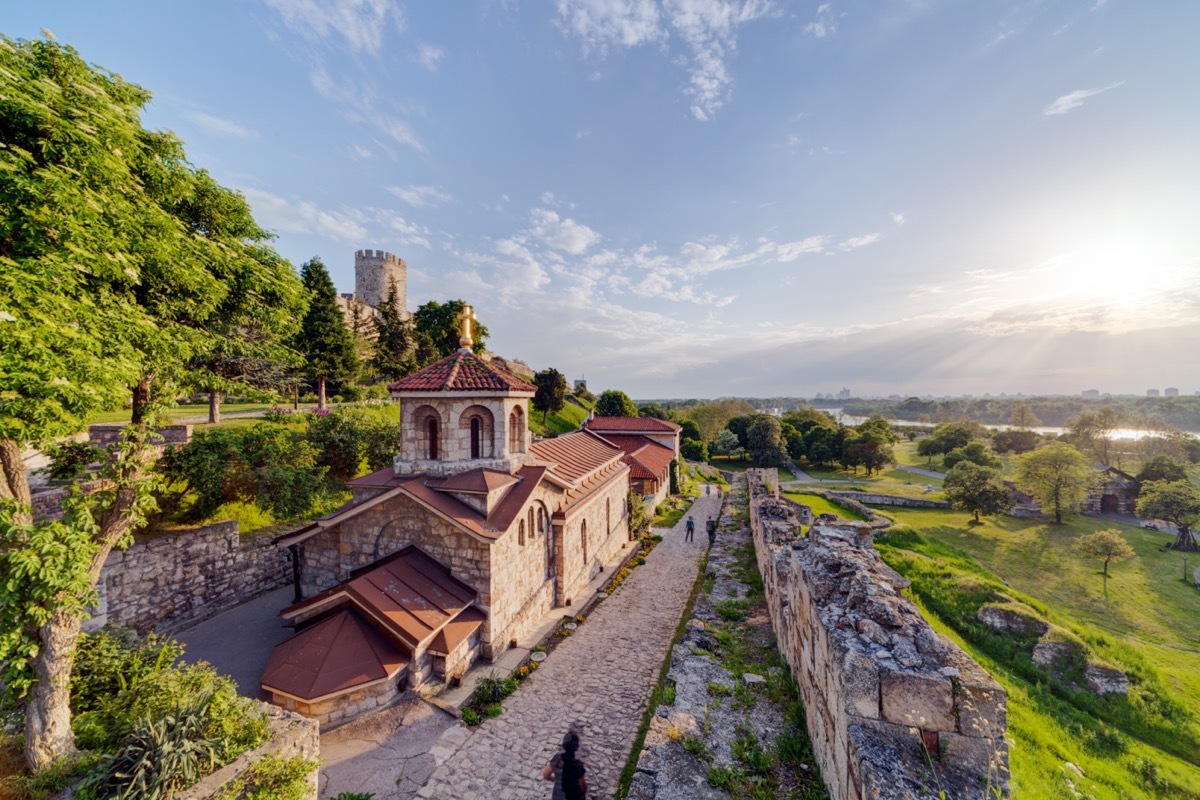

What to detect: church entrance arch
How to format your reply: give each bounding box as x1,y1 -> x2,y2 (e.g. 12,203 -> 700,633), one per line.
1100,494 -> 1119,513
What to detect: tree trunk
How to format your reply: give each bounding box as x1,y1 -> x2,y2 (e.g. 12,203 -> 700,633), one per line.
208,390 -> 222,425
317,376 -> 327,411
1172,525 -> 1197,551
24,606 -> 83,770
0,437 -> 32,511
293,384 -> 300,411
131,375 -> 154,425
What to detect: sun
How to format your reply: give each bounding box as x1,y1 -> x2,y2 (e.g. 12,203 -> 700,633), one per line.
1038,231 -> 1187,311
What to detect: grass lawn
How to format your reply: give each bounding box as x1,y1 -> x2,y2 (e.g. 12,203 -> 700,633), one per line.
530,394 -> 594,437
783,491 -> 867,521
707,456 -> 753,473
87,402 -> 284,424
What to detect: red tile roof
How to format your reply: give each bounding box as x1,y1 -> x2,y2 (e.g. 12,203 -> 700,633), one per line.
597,434 -> 675,481
530,430 -> 625,486
388,349 -> 536,393
261,609 -> 409,702
585,416 -> 681,433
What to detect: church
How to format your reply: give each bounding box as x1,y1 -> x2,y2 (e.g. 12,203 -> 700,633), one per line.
262,308 -> 636,725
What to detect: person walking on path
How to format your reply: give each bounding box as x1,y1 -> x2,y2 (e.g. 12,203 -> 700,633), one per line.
684,516 -> 695,542
544,729 -> 588,799
705,515 -> 716,546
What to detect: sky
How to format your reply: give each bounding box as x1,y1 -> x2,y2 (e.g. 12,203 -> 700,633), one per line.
5,1 -> 1199,399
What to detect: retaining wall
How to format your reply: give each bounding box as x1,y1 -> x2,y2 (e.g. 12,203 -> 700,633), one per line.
827,491 -> 951,510
747,469 -> 1008,799
84,520 -> 292,635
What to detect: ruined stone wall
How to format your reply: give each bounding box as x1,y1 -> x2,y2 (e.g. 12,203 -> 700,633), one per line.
355,248 -> 405,310
827,491 -> 951,510
176,704 -> 320,800
746,469 -> 1008,800
85,521 -> 291,635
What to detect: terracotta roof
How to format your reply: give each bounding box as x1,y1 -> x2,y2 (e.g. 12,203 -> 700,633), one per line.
585,416 -> 681,433
261,608 -> 409,702
559,459 -> 630,518
436,468 -> 519,494
530,431 -> 625,487
388,349 -> 536,393
283,547 -> 478,650
596,435 -> 675,481
427,606 -> 486,656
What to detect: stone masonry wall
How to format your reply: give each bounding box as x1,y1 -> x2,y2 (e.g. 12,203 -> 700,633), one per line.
553,474 -> 632,610
827,491 -> 951,510
84,521 -> 291,635
355,248 -> 406,310
176,703 -> 319,800
747,469 -> 1009,800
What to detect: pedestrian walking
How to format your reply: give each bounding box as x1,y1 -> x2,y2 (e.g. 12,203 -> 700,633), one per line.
684,516 -> 695,542
544,729 -> 588,799
705,515 -> 716,546
706,484 -> 711,496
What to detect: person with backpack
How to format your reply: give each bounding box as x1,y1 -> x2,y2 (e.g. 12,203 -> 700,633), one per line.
684,516 -> 695,542
544,729 -> 588,799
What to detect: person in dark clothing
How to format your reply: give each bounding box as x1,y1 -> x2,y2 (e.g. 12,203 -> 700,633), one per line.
544,729 -> 588,799
705,515 -> 716,546
684,516 -> 695,542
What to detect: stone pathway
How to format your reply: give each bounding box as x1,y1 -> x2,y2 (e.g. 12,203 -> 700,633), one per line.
414,490 -> 725,800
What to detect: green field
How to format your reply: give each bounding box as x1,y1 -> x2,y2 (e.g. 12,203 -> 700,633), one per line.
783,491 -> 867,521
529,394 -> 594,437
875,506 -> 1200,797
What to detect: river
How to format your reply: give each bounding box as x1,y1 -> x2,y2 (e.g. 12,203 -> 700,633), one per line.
823,410 -> 1199,440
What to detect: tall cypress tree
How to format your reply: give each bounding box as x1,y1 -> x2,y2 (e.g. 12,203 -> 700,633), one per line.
371,278 -> 415,380
297,257 -> 357,409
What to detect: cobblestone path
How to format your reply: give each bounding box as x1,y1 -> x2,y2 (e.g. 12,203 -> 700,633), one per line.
415,489 -> 724,800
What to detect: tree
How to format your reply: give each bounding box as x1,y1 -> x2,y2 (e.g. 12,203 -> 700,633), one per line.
1013,443 -> 1098,524
1136,456 -> 1189,486
596,389 -> 638,417
1009,403 -> 1042,429
944,441 -> 1002,470
532,368 -> 568,424
943,462 -> 1015,523
1075,529 -> 1134,586
370,279 -> 415,381
747,415 -> 786,467
993,428 -> 1040,455
726,415 -> 754,452
638,403 -> 667,419
1,35 -> 300,769
710,430 -> 740,457
681,439 -> 709,461
688,399 -> 754,443
1068,407 -> 1122,465
297,257 -> 358,410
678,419 -> 702,442
412,299 -> 489,359
1136,480 -> 1200,550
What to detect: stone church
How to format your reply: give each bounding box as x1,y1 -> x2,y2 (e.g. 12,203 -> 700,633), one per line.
263,309 -> 635,724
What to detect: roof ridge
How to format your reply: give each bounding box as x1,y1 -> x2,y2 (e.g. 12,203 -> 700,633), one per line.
442,350 -> 465,391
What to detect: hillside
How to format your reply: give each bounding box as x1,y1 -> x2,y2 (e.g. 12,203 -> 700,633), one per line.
529,393 -> 595,438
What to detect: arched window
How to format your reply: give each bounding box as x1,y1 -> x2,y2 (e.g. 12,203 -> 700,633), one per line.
606,499 -> 611,534
581,519 -> 588,565
537,506 -> 546,534
427,417 -> 439,460
460,406 -> 494,459
508,407 -> 526,453
519,519 -> 526,546
470,417 -> 481,459
528,508 -> 536,538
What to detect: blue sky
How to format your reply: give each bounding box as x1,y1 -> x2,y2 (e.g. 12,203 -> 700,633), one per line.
6,1 -> 1199,398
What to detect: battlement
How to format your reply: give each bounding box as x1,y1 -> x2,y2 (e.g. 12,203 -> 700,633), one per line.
355,249 -> 405,266
354,248 -> 407,310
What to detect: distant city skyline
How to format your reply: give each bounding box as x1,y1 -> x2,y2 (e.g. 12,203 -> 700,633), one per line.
5,2 -> 1198,397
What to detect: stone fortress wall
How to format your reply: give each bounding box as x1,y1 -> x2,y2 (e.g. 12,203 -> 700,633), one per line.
355,248 -> 406,309
746,469 -> 1009,800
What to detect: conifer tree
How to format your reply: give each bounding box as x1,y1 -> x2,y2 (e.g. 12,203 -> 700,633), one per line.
297,257 -> 357,409
372,279 -> 415,381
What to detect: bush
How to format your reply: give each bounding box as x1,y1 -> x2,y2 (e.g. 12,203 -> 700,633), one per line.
42,440 -> 105,481
681,438 -> 709,462
216,754 -> 317,800
461,707 -> 481,726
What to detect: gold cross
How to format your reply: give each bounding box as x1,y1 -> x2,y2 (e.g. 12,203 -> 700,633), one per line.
458,305 -> 476,349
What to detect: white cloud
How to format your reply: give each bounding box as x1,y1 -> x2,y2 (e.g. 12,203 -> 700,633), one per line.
890,211 -> 906,225
347,143 -> 374,159
241,188 -> 368,243
908,285 -> 943,298
415,42 -> 446,70
1043,81 -> 1124,116
187,112 -> 258,140
775,236 -> 826,262
804,3 -> 837,38
529,208 -> 601,255
554,0 -> 665,53
388,184 -> 452,207
261,0 -> 404,54
839,232 -> 881,251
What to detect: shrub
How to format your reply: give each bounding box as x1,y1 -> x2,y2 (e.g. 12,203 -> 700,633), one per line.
461,707 -> 481,726
485,703 -> 503,718
471,672 -> 511,705
42,440 -> 105,481
216,754 -> 317,800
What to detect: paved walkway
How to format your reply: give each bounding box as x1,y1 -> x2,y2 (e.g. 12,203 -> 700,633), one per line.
414,490 -> 725,800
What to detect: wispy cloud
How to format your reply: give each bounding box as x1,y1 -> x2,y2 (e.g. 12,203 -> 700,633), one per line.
529,208 -> 601,255
555,0 -> 770,121
415,42 -> 446,70
240,188 -> 431,248
890,211 -> 906,225
388,184 -> 452,207
775,236 -> 827,262
804,3 -> 837,38
839,232 -> 880,251
187,112 -> 258,140
261,0 -> 404,54
1043,81 -> 1124,116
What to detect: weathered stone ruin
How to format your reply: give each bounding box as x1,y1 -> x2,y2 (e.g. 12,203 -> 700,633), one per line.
747,469 -> 1009,799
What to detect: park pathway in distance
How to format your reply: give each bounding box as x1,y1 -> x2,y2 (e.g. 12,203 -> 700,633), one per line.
416,489 -> 724,800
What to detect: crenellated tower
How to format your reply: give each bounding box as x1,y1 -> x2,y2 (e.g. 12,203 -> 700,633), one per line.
354,249 -> 406,309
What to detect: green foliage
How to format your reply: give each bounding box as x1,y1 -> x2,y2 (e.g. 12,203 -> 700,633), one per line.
1075,528 -> 1135,578
1136,456 -> 1189,486
1136,480 -> 1200,549
678,419 -> 702,441
747,415 -> 785,467
942,462 -> 1014,523
595,389 -> 638,417
370,280 -> 415,380
461,707 -> 481,726
681,438 -> 709,461
306,408 -> 367,481
628,491 -> 651,537
335,794 -> 376,800
297,257 -> 358,390
710,429 -> 741,457
470,671 -> 517,706
943,440 -> 1002,470
41,441 -> 105,482
992,428 -> 1041,454
532,368 -> 568,424
77,695 -> 218,800
216,754 -> 317,800
1013,442 -> 1098,524
412,299 -> 489,359
71,628 -> 184,717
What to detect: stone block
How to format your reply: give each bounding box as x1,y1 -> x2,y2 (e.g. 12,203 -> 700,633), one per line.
840,649 -> 881,719
880,669 -> 955,731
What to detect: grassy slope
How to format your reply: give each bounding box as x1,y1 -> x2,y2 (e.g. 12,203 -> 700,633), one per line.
783,491 -> 867,521
874,507 -> 1200,797
529,394 -> 594,438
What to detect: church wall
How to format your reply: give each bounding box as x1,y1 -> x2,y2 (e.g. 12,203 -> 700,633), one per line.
485,486 -> 561,656
396,396 -> 530,473
556,473 -> 633,608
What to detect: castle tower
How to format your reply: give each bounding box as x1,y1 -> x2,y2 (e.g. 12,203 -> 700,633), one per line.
354,249 -> 406,309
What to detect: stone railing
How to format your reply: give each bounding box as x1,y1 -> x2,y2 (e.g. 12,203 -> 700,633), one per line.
747,469 -> 1008,799
85,520 -> 292,635
176,704 -> 319,800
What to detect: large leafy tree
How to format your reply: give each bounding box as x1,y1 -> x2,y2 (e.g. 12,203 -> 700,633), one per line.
1074,528 -> 1134,583
412,299 -> 489,359
297,257 -> 358,410
595,389 -> 638,417
747,415 -> 786,467
532,368 -> 568,424
1136,480 -> 1200,551
0,35 -> 299,769
943,462 -> 1014,523
1013,442 -> 1098,524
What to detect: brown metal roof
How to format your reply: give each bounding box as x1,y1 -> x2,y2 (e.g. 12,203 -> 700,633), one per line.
530,430 -> 625,486
283,547 -> 478,650
261,608 -> 409,702
435,468 -> 519,494
427,606 -> 486,656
